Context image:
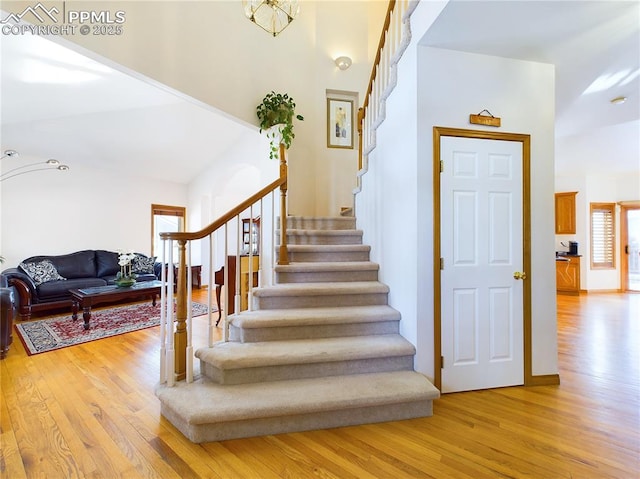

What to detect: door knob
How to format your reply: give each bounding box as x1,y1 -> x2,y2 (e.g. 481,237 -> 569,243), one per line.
513,271 -> 527,280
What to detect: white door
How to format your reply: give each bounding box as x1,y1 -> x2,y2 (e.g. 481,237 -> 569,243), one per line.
440,136 -> 524,393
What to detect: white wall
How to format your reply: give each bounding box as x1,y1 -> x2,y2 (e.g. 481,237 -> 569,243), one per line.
418,48 -> 557,379
186,129 -> 278,285
357,0 -> 559,381
65,1 -> 388,217
0,162 -> 187,268
356,0 -> 448,379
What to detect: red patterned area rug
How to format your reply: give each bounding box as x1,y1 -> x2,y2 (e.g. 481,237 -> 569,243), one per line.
15,302 -> 210,355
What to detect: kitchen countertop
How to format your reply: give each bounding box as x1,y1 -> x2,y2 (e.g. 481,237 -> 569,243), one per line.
556,253 -> 581,261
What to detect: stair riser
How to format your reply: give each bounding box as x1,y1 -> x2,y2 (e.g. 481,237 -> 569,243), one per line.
283,217 -> 357,230
202,356 -> 414,385
162,398 -> 434,443
286,233 -> 363,246
229,320 -> 400,342
287,250 -> 370,262
276,270 -> 379,283
254,292 -> 388,310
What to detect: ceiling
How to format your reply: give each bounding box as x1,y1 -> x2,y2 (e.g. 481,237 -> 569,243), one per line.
421,0 -> 639,136
1,1 -> 639,183
420,0 -> 640,174
0,31 -> 254,184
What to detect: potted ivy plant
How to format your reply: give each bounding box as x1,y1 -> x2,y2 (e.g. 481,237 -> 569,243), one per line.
256,91 -> 304,160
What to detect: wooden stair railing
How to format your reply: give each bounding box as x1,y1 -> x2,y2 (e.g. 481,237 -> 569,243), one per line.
159,144 -> 288,384
357,0 -> 413,173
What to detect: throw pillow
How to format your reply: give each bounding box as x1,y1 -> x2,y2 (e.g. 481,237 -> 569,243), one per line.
131,254 -> 156,274
19,260 -> 66,286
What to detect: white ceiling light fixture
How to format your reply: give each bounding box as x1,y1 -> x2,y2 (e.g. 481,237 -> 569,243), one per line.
610,96 -> 627,105
1,154 -> 70,182
243,0 -> 300,37
334,56 -> 352,71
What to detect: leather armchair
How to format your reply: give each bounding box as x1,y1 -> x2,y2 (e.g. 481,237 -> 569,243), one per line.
1,274 -> 16,359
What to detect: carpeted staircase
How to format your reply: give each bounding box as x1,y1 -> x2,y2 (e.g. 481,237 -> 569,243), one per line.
155,216 -> 439,443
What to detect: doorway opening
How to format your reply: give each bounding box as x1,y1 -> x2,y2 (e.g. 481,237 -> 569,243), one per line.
620,204 -> 640,292
433,126 -> 535,392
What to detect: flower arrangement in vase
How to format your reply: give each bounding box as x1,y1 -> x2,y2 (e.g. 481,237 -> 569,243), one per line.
115,250 -> 137,287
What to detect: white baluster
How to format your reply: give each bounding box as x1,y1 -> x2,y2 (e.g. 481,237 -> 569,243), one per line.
208,234 -> 214,347
159,238 -> 167,384
223,224 -> 229,342
186,241 -> 193,383
166,240 -> 174,387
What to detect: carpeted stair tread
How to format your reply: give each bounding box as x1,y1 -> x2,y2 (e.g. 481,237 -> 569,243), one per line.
286,229 -> 363,236
284,228 -> 363,246
287,244 -> 371,253
230,305 -> 400,329
253,281 -> 389,297
286,244 -> 372,262
284,216 -> 357,230
196,334 -> 414,370
274,261 -> 379,273
156,370 -> 439,425
275,261 -> 380,283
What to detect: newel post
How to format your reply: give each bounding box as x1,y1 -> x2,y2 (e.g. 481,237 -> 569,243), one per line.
174,239 -> 187,380
278,143 -> 289,265
357,107 -> 364,171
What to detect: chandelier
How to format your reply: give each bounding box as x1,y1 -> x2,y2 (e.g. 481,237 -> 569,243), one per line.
243,0 -> 299,37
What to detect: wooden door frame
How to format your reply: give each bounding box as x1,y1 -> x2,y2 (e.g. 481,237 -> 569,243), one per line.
619,201 -> 640,292
433,126 -> 535,391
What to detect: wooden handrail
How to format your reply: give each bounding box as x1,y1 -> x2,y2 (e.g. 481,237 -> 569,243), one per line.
359,0 -> 396,171
362,0 -> 396,113
160,175 -> 286,242
162,145 -> 289,383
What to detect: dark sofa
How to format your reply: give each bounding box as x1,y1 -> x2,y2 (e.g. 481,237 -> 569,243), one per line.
2,250 -> 161,320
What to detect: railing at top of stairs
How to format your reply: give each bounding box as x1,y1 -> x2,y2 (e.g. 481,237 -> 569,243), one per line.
357,0 -> 416,178
159,144 -> 289,385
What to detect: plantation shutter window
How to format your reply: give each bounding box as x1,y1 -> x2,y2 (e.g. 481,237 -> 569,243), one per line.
590,203 -> 615,269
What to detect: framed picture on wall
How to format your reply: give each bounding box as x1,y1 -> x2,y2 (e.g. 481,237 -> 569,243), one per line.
327,98 -> 354,149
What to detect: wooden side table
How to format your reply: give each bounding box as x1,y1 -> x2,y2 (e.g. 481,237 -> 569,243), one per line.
190,265 -> 202,289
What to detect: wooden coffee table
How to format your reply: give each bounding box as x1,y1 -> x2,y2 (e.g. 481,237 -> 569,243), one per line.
70,280 -> 163,330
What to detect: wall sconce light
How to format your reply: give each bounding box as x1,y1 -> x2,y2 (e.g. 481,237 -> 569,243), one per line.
1,152 -> 70,182
335,56 -> 352,71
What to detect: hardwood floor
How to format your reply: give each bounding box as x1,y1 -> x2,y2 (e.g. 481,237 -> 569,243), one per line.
2,291 -> 638,478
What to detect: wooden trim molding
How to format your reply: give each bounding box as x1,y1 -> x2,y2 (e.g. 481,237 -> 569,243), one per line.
619,202 -> 640,292
526,374 -> 560,387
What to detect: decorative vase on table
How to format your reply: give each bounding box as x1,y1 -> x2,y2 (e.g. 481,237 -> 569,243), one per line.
115,251 -> 137,287
114,276 -> 136,288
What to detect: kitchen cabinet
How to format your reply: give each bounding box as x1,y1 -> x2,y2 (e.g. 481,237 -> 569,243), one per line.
555,192 -> 577,234
556,255 -> 581,295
